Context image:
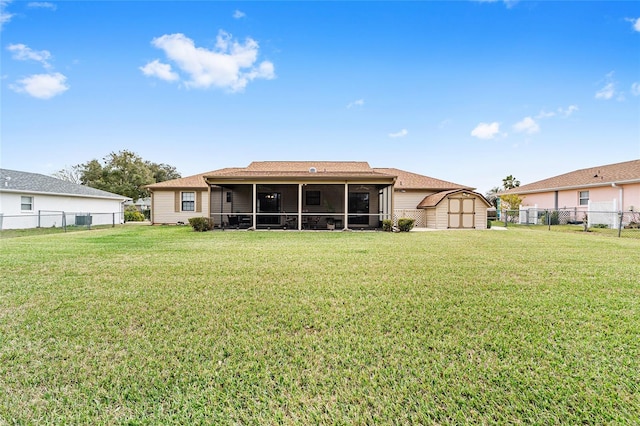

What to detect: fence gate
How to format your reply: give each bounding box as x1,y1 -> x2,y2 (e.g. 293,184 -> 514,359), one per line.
448,197 -> 475,229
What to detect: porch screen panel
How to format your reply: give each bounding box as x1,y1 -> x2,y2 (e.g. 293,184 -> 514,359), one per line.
349,192 -> 369,225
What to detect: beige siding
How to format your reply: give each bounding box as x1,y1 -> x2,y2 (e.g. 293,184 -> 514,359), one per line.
151,190 -> 209,224
425,208 -> 437,229
394,190 -> 436,210
436,202 -> 449,229
475,201 -> 488,229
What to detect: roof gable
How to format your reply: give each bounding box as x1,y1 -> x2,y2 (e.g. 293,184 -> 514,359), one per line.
145,168 -> 241,189
0,169 -> 129,200
374,168 -> 471,190
505,159 -> 640,194
417,189 -> 491,208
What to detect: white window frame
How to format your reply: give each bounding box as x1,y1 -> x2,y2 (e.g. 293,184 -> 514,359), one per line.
181,192 -> 195,212
579,191 -> 589,206
21,195 -> 34,212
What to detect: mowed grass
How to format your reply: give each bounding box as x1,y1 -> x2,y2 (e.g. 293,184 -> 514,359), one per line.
1,226 -> 638,424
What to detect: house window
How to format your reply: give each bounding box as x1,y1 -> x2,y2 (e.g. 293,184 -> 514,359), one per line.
21,196 -> 33,211
226,191 -> 232,203
579,191 -> 589,206
305,190 -> 320,206
181,192 -> 195,211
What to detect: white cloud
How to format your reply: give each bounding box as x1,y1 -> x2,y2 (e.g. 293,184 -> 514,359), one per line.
536,110 -> 556,119
513,117 -> 540,134
388,129 -> 408,138
7,43 -> 51,68
10,72 -> 69,99
1,0 -> 14,30
438,118 -> 453,129
474,0 -> 519,8
595,82 -> 615,100
631,82 -> 640,96
536,105 -> 578,119
233,10 -> 245,19
559,105 -> 578,117
139,59 -> 179,81
144,31 -> 275,92
471,122 -> 501,140
625,17 -> 640,32
28,2 -> 56,10
347,99 -> 364,109
595,71 -> 617,100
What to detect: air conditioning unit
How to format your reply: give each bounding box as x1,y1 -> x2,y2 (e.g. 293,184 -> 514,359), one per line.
75,214 -> 92,226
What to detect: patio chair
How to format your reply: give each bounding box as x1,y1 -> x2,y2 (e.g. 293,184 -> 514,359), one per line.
228,215 -> 239,228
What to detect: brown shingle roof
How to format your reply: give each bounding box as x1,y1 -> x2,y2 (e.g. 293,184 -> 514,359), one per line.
145,168 -> 241,189
504,159 -> 640,194
417,189 -> 491,208
145,162 -> 474,189
246,161 -> 373,172
374,168 -> 471,190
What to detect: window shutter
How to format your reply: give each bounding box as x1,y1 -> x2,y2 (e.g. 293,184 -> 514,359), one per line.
175,191 -> 180,212
196,191 -> 202,213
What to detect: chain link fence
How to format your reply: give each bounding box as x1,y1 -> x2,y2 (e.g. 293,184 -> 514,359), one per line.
499,208 -> 640,239
0,211 -> 124,236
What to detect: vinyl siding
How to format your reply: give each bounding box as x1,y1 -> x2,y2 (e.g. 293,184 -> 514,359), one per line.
152,190 -> 208,224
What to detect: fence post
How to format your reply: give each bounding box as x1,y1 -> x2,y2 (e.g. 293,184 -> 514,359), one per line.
62,212 -> 66,232
618,212 -> 623,238
38,210 -> 41,228
112,212 -> 115,227
88,213 -> 92,230
547,209 -> 551,231
0,213 -> 3,231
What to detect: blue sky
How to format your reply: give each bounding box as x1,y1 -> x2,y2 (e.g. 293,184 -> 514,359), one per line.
1,1 -> 639,194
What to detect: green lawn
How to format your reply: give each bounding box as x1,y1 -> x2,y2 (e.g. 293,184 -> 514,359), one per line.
1,226 -> 638,424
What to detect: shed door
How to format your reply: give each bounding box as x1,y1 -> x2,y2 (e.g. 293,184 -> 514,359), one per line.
448,197 -> 476,229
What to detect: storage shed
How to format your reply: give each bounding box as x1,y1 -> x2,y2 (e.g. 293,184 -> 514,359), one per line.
417,189 -> 491,229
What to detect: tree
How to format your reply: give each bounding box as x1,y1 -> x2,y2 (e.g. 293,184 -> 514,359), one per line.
147,162 -> 181,183
484,186 -> 502,208
502,175 -> 520,190
499,193 -> 524,210
52,165 -> 82,184
76,150 -> 181,200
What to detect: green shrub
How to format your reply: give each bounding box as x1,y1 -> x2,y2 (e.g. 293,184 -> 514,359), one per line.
397,218 -> 415,232
541,210 -> 560,225
188,217 -> 213,232
124,206 -> 145,222
382,219 -> 393,232
143,209 -> 151,220
487,219 -> 492,229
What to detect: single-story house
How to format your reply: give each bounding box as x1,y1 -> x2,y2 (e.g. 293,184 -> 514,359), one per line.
502,159 -> 640,213
0,168 -> 130,230
145,161 -> 491,230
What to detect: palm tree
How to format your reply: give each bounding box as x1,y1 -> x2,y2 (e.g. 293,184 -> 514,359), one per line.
485,186 -> 501,208
502,175 -> 520,190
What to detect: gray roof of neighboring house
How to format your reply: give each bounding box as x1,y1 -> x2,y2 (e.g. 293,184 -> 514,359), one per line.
0,168 -> 130,200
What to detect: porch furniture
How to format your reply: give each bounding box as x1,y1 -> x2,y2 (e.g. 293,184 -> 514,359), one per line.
227,215 -> 239,228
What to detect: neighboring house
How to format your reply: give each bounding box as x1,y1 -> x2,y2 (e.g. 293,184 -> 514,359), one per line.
125,197 -> 151,212
502,159 -> 640,213
145,161 -> 491,230
0,168 -> 130,230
